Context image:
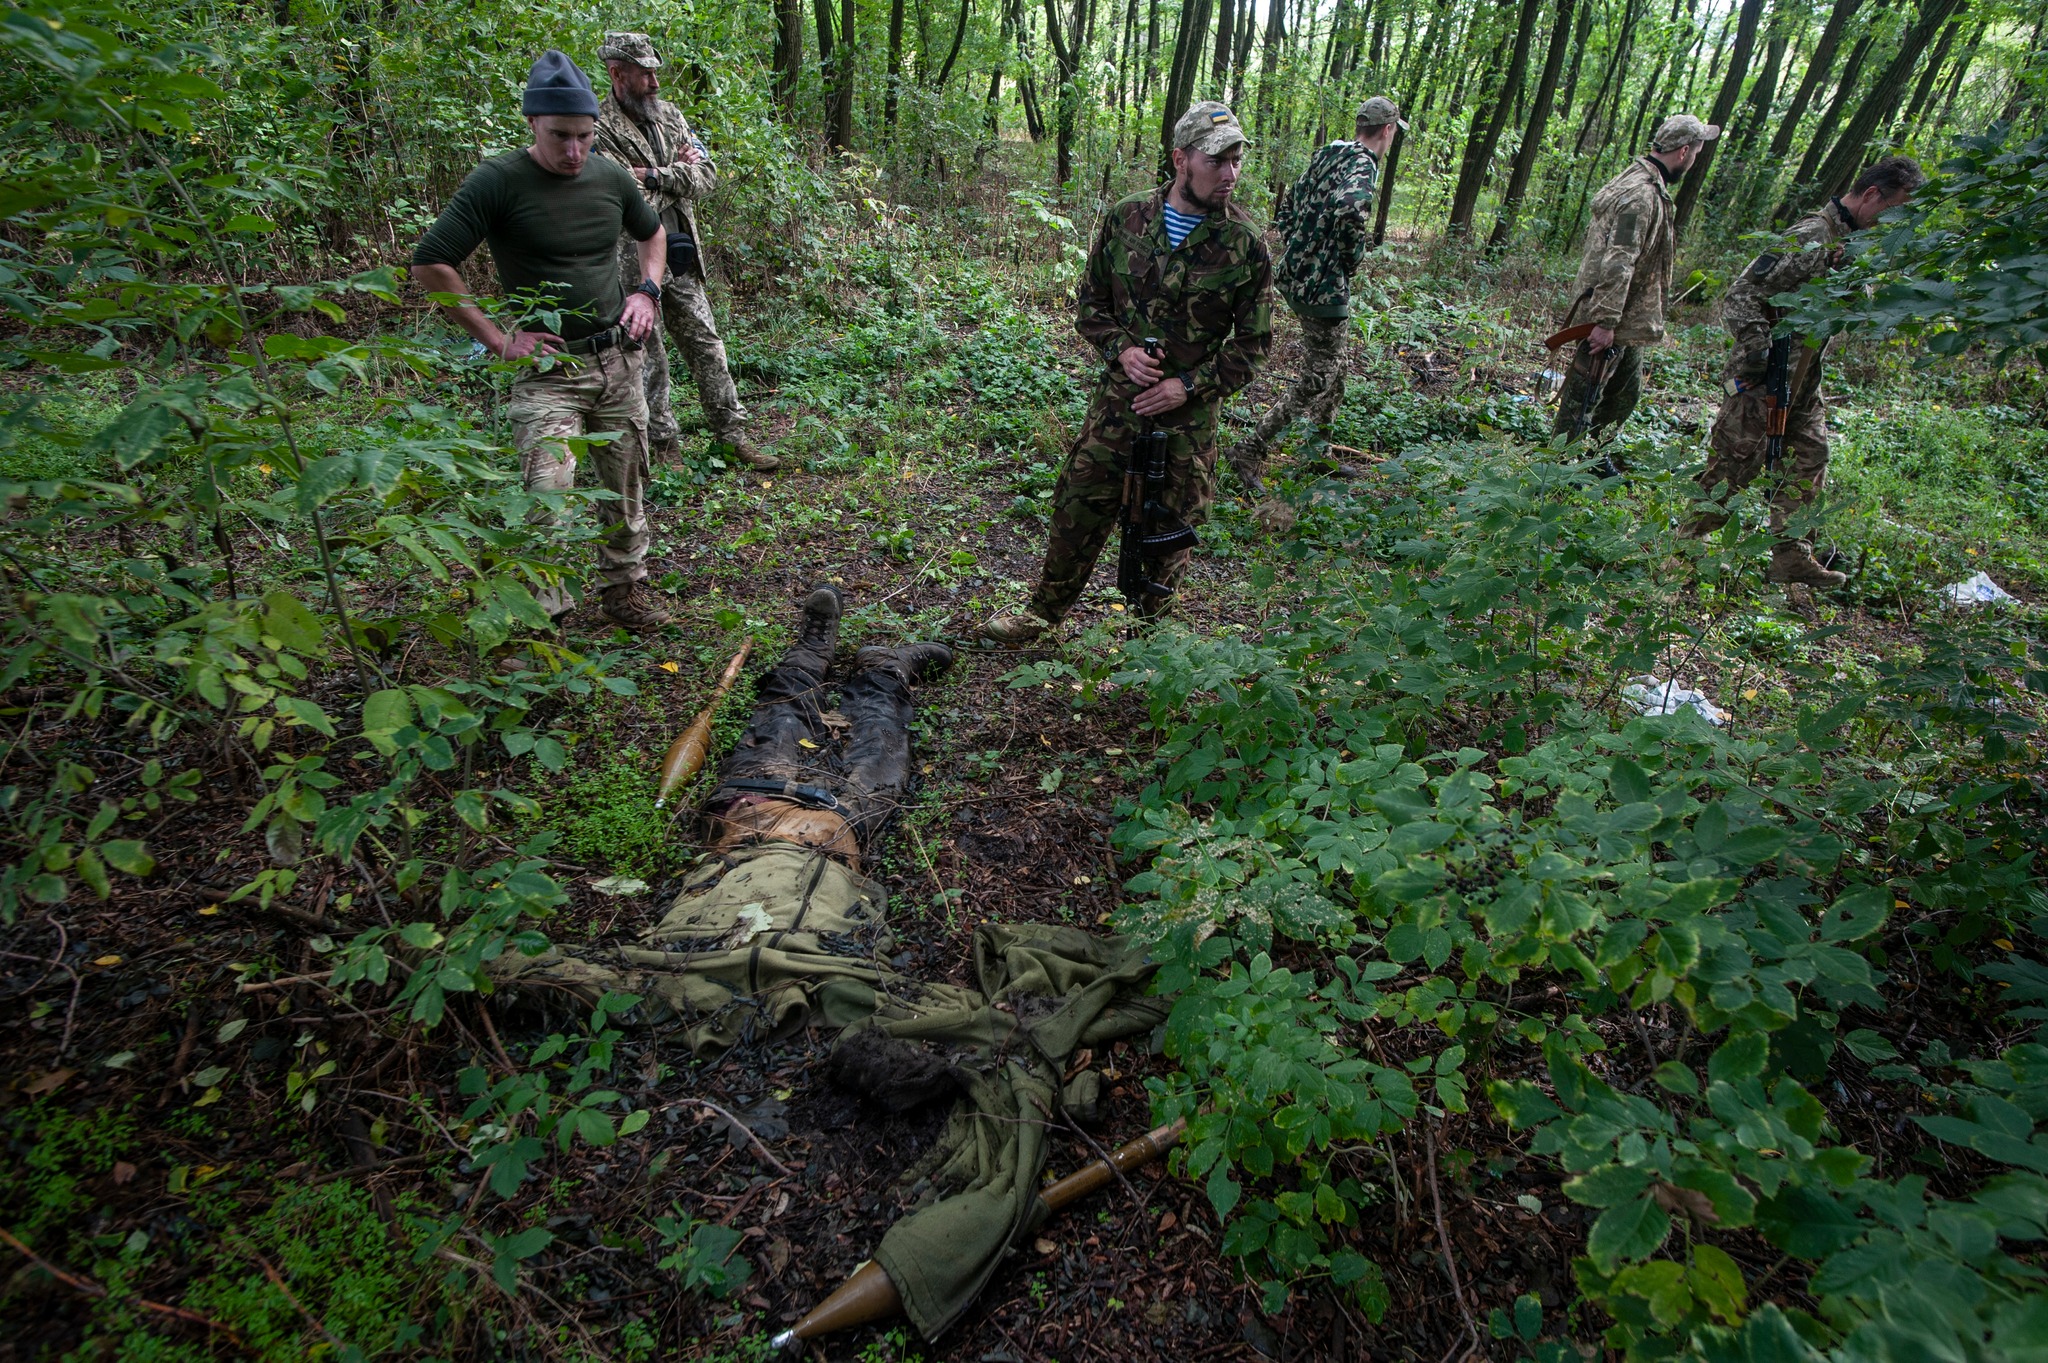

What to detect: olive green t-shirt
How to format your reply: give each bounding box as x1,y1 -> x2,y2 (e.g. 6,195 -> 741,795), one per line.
412,149 -> 661,341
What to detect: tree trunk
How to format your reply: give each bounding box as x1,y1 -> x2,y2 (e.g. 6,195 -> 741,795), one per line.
1487,0 -> 1577,248
1160,0 -> 1213,160
1805,0 -> 1969,203
1373,0 -> 1452,243
935,0 -> 972,88
1211,0 -> 1235,87
1784,23 -> 1883,203
986,0 -> 1014,136
1042,0 -> 1084,186
1766,0 -> 1864,161
1448,0 -> 1547,236
1671,0 -> 1764,237
886,0 -> 906,131
1254,0 -> 1287,142
1553,0 -> 1593,123
1895,10 -> 1963,137
774,0 -> 804,113
1927,13 -> 1986,140
814,0 -> 844,148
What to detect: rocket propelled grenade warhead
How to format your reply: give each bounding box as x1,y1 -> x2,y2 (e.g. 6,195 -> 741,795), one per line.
653,638 -> 754,809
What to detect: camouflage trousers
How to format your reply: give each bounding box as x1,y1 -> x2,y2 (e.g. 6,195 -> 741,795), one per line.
1696,386 -> 1831,542
1552,340 -> 1644,444
621,254 -> 747,445
508,347 -> 650,609
1028,390 -> 1217,625
1235,314 -> 1348,479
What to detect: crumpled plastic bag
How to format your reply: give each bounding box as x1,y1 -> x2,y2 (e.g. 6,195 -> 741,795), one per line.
1938,570 -> 2019,606
1622,674 -> 1728,726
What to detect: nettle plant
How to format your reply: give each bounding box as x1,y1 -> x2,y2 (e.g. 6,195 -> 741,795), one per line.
1103,444 -> 2048,1354
0,2 -> 650,1206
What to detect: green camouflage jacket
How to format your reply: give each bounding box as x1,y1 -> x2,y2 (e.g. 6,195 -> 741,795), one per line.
595,95 -> 716,278
1273,141 -> 1380,319
1720,198 -> 1855,387
1075,189 -> 1272,412
1569,155 -> 1678,345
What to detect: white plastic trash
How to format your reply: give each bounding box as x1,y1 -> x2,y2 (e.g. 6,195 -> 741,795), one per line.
1622,674 -> 1728,726
1938,571 -> 2019,606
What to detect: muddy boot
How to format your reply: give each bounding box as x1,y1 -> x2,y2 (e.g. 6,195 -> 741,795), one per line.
650,435 -> 683,465
1677,511 -> 1729,541
598,581 -> 674,633
1224,442 -> 1266,494
1768,540 -> 1848,590
711,434 -> 781,471
852,642 -> 956,686
980,612 -> 1050,645
785,582 -> 843,675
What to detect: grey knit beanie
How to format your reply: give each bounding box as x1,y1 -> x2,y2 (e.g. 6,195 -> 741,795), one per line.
522,50 -> 599,117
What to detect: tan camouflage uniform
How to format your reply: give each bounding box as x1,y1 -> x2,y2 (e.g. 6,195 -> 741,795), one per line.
1691,199 -> 1855,553
594,48 -> 747,450
509,349 -> 651,607
1555,155 -> 1679,442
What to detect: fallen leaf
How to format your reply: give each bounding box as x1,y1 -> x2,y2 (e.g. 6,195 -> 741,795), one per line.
797,738 -> 820,750
93,955 -> 122,967
1157,1211 -> 1178,1233
1033,1238 -> 1057,1254
112,1161 -> 137,1185
103,1051 -> 137,1070
1741,688 -> 1759,701
658,661 -> 680,673
23,1069 -> 74,1096
197,906 -> 220,916
1651,1181 -> 1719,1223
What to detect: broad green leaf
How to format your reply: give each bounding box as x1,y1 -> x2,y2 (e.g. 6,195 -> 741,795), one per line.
1586,1194 -> 1670,1271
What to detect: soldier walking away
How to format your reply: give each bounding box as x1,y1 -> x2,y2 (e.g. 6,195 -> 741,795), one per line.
1553,114 -> 1719,458
410,50 -> 675,633
1227,95 -> 1405,525
981,102 -> 1272,645
596,32 -> 777,473
1680,157 -> 1926,589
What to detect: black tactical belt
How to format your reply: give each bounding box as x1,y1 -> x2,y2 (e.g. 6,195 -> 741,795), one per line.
560,326 -> 638,356
716,778 -> 843,812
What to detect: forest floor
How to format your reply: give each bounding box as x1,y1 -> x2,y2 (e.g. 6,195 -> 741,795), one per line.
4,165 -> 2046,1363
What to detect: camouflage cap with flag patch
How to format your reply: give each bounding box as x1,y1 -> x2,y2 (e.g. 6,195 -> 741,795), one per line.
1173,101 -> 1247,155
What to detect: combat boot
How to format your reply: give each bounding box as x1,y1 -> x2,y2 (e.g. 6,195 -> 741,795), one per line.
598,581 -> 674,632
650,435 -> 683,465
787,582 -> 843,674
1676,511 -> 1729,541
711,435 -> 781,472
980,613 -> 1050,645
1223,442 -> 1266,493
1768,540 -> 1848,590
853,642 -> 956,685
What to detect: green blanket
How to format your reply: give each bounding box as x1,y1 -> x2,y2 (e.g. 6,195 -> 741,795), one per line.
490,839 -> 1167,1338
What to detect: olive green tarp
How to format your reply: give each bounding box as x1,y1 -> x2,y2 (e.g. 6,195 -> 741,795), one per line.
490,840 -> 1167,1338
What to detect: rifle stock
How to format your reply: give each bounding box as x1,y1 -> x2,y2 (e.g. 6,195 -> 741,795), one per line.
1761,333 -> 1793,473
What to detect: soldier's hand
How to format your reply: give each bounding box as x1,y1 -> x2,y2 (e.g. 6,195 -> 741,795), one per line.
500,329 -> 564,360
1131,377 -> 1188,417
621,292 -> 659,343
1587,324 -> 1617,354
678,142 -> 706,165
1119,345 -> 1164,387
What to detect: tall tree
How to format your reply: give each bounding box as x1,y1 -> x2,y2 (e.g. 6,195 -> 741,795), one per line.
1766,0 -> 1865,161
1159,0 -> 1214,159
1212,0 -> 1236,86
1253,0 -> 1287,142
1671,0 -> 1764,236
933,0 -> 972,89
1805,0 -> 1969,203
1783,19 -> 1887,205
1926,13 -> 1987,141
1488,0 -> 1579,248
1448,0 -> 1548,236
885,0 -> 907,131
1042,0 -> 1089,185
774,0 -> 804,114
833,0 -> 857,150
1895,10 -> 1964,136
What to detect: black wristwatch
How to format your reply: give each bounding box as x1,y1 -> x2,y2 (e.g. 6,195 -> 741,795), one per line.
635,279 -> 662,301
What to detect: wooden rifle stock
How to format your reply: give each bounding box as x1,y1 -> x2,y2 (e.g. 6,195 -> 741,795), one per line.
768,1117 -> 1188,1350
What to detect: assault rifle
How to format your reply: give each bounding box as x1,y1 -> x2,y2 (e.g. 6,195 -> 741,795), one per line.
1760,332 -> 1793,473
1117,337 -> 1198,612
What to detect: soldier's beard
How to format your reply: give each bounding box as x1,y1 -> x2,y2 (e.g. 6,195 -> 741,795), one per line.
1175,177 -> 1232,214
618,88 -> 657,121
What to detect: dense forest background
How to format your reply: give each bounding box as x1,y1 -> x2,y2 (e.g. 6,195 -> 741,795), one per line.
2,0 -> 2046,1361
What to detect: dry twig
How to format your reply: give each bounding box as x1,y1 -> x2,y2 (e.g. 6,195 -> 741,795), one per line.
0,1225 -> 247,1348
671,1096 -> 796,1177
1424,1121 -> 1484,1361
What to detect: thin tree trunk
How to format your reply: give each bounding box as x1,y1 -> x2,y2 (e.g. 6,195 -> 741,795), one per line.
775,0 -> 804,113
1896,11 -> 1963,136
1212,0 -> 1236,85
1374,0 -> 1452,243
986,0 -> 1014,136
834,0 -> 857,149
1785,26 -> 1881,199
1449,0 -> 1548,236
1160,0 -> 1213,158
1553,0 -> 1594,123
814,0 -> 843,148
1489,0 -> 1579,249
1805,0 -> 1969,202
1254,0 -> 1287,142
1927,13 -> 1986,141
1766,0 -> 1864,160
1672,0 -> 1764,237
886,0 -> 907,131
1042,0 -> 1084,185
935,0 -> 972,87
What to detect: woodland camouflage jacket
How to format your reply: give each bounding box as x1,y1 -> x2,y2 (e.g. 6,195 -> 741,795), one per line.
1720,198 -> 1856,387
594,95 -> 715,278
1075,189 -> 1272,411
1273,141 -> 1380,318
1569,155 -> 1678,345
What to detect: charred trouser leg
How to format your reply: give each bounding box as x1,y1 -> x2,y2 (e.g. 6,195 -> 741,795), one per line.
1551,340 -> 1644,448
1028,387 -> 1218,626
713,586 -> 842,791
833,656 -> 917,845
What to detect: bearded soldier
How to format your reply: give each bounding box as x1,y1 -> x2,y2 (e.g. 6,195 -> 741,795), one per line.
981,102 -> 1272,644
1226,95 -> 1405,517
411,50 -> 673,632
595,32 -> 777,473
1554,114 -> 1719,453
1680,156 -> 1925,588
